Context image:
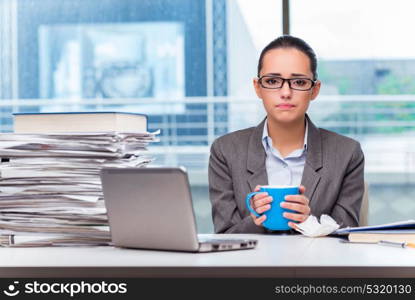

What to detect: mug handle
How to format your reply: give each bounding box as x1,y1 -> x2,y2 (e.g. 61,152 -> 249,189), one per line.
245,192 -> 261,218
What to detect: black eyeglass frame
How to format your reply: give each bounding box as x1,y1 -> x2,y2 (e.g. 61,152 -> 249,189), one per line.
257,75 -> 317,91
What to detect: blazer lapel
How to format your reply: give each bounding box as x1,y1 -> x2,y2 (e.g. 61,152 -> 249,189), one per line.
247,118 -> 268,191
301,115 -> 323,202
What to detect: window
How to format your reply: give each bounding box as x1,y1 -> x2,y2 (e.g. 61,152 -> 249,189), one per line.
292,0 -> 415,225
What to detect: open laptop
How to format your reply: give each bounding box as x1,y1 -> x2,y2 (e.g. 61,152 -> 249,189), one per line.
100,167 -> 258,252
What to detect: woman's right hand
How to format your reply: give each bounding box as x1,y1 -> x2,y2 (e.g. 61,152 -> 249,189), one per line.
250,185 -> 273,226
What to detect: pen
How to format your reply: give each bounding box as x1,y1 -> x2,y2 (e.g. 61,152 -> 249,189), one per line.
378,240 -> 415,249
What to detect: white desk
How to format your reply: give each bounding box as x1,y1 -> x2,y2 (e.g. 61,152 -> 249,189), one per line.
1,234 -> 414,278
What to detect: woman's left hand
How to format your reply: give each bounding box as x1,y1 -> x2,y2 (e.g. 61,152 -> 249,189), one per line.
280,185 -> 310,229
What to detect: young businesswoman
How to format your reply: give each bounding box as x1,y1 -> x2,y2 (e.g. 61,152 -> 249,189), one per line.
208,35 -> 365,233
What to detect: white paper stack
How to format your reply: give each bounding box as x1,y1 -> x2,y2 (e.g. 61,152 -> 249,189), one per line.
0,131 -> 159,247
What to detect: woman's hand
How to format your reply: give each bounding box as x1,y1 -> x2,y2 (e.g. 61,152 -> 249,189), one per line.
249,185 -> 272,226
280,185 -> 311,229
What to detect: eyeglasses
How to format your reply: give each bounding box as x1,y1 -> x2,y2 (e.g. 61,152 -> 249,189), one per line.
258,76 -> 316,91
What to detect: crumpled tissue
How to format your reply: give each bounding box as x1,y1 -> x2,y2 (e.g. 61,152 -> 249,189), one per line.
294,214 -> 340,237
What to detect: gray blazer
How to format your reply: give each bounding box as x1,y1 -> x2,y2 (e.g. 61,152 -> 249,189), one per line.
208,116 -> 365,233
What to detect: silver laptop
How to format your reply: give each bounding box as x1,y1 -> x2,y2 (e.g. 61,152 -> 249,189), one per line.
100,167 -> 258,252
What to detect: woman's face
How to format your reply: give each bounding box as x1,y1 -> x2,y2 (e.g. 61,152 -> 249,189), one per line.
253,47 -> 321,125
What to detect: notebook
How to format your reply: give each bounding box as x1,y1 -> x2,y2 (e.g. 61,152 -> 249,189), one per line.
13,111 -> 148,133
346,230 -> 415,243
100,167 -> 258,252
334,220 -> 415,243
335,219 -> 415,234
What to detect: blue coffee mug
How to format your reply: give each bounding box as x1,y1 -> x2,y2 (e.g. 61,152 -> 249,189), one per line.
246,185 -> 299,231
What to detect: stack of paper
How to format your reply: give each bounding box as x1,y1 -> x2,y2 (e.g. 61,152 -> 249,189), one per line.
0,131 -> 159,247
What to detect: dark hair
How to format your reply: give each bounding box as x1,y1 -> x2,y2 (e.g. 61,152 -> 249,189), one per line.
257,35 -> 318,80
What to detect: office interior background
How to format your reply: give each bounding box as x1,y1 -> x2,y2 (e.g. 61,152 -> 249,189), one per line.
1,0 -> 415,233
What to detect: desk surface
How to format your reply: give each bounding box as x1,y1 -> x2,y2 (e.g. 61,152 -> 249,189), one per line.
1,234 -> 414,278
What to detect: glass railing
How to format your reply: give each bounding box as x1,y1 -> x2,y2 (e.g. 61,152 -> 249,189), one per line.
1,95 -> 415,230
3,95 -> 414,179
